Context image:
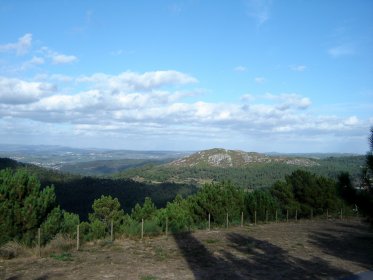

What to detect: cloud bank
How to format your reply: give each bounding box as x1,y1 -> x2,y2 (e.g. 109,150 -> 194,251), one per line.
0,69 -> 368,152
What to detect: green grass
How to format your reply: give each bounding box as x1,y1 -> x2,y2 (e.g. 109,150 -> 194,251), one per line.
154,246 -> 168,261
140,275 -> 158,280
205,238 -> 219,244
50,252 -> 73,261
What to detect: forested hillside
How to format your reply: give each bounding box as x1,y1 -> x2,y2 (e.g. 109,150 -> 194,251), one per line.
116,152 -> 364,188
0,150 -> 365,221
1,140 -> 372,248
58,158 -> 172,176
0,158 -> 197,220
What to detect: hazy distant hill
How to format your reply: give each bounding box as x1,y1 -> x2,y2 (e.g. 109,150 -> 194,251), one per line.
0,144 -> 191,173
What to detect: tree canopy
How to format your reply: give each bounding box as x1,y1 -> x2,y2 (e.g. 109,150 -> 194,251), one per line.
0,169 -> 57,245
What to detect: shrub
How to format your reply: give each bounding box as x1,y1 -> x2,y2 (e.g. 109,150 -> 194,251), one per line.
245,189 -> 279,222
131,197 -> 157,222
188,181 -> 245,225
90,219 -> 106,240
40,207 -> 64,244
61,211 -> 80,238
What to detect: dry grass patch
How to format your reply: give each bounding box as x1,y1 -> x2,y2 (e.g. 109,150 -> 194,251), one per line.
0,241 -> 32,259
41,234 -> 75,257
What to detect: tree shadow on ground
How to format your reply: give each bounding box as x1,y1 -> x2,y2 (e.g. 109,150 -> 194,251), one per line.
173,231 -> 353,280
5,273 -> 53,280
309,222 -> 373,269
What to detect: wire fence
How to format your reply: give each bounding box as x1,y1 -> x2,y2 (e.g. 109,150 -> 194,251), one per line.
33,207 -> 358,253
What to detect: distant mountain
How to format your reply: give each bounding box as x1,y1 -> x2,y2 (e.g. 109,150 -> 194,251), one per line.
168,148 -> 319,168
266,152 -> 362,159
0,144 -> 191,172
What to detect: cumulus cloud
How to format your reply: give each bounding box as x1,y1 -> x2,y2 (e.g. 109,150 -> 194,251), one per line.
51,54 -> 78,64
20,56 -> 45,71
269,93 -> 311,110
0,76 -> 56,104
344,116 -> 359,126
0,33 -> 32,55
41,47 -> 78,64
0,69 -> 369,152
77,70 -> 197,92
35,90 -> 101,111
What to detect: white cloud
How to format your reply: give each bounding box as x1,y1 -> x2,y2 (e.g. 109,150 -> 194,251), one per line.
254,77 -> 265,84
265,93 -> 311,110
234,66 -> 247,72
36,90 -> 101,111
245,0 -> 272,25
20,56 -> 45,71
344,116 -> 359,126
51,54 -> 78,64
0,76 -> 56,104
41,47 -> 78,64
0,33 -> 32,55
328,44 -> 355,58
0,69 -> 369,153
77,70 -> 197,92
290,65 -> 306,72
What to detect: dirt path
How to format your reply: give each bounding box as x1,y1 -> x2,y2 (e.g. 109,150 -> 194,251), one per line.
1,219 -> 372,279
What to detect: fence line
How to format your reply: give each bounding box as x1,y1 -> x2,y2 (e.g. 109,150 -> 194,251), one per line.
32,207 -> 353,254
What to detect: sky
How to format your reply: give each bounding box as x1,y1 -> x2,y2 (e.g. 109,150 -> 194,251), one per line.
0,0 -> 372,153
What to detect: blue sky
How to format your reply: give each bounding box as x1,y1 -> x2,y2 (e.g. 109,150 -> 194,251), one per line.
0,0 -> 372,153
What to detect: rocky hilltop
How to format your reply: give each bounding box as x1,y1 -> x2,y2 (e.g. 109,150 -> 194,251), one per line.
168,148 -> 318,168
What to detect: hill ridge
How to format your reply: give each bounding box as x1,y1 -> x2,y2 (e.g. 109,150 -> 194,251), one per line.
167,148 -> 318,168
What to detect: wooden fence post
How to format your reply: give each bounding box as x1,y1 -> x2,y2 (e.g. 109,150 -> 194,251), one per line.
275,210 -> 278,223
340,209 -> 343,220
326,209 -> 329,219
295,209 -> 298,222
226,213 -> 229,229
254,210 -> 257,225
165,217 -> 168,238
141,219 -> 144,240
265,210 -> 268,224
241,212 -> 243,227
38,228 -> 41,257
208,213 -> 211,231
76,224 -> 80,251
311,209 -> 313,220
286,209 -> 289,222
110,219 -> 114,242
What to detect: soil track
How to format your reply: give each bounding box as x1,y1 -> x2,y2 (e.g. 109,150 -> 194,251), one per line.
1,219 -> 372,280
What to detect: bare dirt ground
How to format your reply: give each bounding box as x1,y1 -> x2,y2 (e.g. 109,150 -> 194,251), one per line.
1,218 -> 372,280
